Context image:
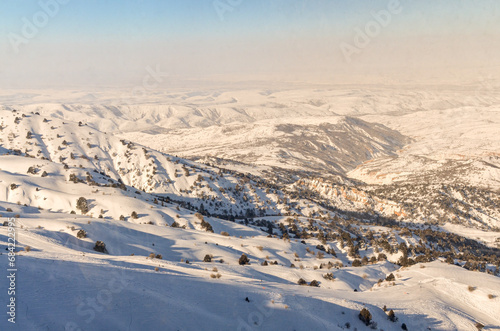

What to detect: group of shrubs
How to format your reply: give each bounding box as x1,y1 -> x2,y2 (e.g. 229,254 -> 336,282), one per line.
297,278 -> 319,287
358,307 -> 406,329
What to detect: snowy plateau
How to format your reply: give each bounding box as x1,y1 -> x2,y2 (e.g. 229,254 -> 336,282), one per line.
0,85 -> 499,331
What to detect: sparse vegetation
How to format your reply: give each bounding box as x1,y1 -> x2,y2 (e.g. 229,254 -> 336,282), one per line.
388,309 -> 397,322
309,280 -> 319,287
238,254 -> 250,265
323,273 -> 335,281
358,308 -> 372,326
76,197 -> 89,214
93,241 -> 107,253
386,273 -> 395,282
297,278 -> 307,286
200,219 -> 214,232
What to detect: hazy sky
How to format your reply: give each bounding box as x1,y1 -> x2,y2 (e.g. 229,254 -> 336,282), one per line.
1,0 -> 499,88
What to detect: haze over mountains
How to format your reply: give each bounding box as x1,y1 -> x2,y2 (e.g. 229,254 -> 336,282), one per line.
2,0 -> 500,329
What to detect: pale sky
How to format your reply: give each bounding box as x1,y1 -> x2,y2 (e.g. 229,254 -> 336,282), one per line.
1,0 -> 499,89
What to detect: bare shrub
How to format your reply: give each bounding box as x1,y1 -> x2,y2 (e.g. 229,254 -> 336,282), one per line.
323,273 -> 335,281
309,280 -> 319,287
238,254 -> 250,265
359,308 -> 372,326
297,278 -> 307,286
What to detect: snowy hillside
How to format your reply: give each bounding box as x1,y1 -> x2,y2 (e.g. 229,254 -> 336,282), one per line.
1,205 -> 500,330
1,86 -> 500,330
0,109 -> 300,219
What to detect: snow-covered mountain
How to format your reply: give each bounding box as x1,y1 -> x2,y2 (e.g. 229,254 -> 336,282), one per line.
1,85 -> 500,330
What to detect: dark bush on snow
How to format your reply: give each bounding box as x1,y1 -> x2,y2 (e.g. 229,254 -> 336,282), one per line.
309,280 -> 320,287
93,241 -> 108,253
238,254 -> 250,265
359,308 -> 372,326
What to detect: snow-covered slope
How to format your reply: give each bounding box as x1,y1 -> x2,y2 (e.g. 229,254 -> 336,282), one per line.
4,85 -> 498,186
1,207 -> 499,330
1,85 -> 500,330
124,116 -> 409,174
0,109 -> 296,219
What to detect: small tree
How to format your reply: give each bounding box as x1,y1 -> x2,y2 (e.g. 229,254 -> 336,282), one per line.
297,278 -> 307,286
131,211 -> 138,219
76,197 -> 89,214
93,241 -> 107,253
352,259 -> 362,267
386,273 -> 395,281
77,230 -> 87,238
388,309 -> 397,322
359,308 -> 372,326
239,254 -> 250,265
309,280 -> 319,287
378,253 -> 387,261
69,174 -> 79,183
201,219 -> 214,232
203,254 -> 212,262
